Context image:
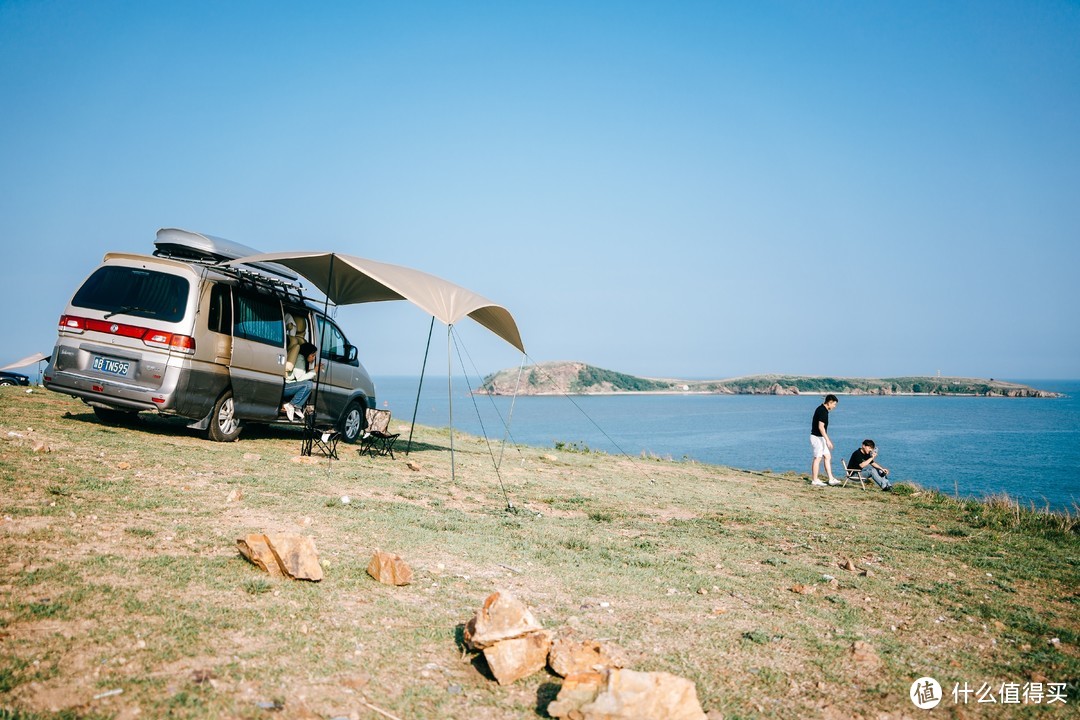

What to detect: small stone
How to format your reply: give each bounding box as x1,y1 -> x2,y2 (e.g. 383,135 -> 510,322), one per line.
548,668 -> 706,720
483,629 -> 552,685
548,634 -> 629,677
290,456 -> 321,465
464,590 -> 544,650
366,550 -> 413,586
851,641 -> 882,670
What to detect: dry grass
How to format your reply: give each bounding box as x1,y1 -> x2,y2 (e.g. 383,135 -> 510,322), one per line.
1,387 -> 1077,719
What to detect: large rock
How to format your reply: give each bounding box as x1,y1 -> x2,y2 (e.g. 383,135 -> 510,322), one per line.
464,590 -> 544,650
548,635 -> 629,677
483,629 -> 553,685
366,550 -> 413,586
265,534 -> 323,581
236,534 -> 284,578
237,533 -> 323,581
547,668 -> 707,720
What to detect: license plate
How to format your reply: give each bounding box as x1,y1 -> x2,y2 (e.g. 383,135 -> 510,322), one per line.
92,356 -> 131,377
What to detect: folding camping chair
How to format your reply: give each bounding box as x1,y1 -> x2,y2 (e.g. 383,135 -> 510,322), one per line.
839,456 -> 867,490
359,408 -> 400,459
300,405 -> 340,460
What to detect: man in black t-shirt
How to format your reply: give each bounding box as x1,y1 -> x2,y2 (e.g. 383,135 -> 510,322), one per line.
809,394 -> 839,486
848,439 -> 891,490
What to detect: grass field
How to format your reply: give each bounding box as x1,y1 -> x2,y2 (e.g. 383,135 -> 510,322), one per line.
1,387 -> 1077,719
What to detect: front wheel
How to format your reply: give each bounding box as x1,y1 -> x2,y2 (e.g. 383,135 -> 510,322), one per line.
207,390 -> 242,442
339,401 -> 365,444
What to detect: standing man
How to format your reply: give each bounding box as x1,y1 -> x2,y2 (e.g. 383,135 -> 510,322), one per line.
810,394 -> 840,486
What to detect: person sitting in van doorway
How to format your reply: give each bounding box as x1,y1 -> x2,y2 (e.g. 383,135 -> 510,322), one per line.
282,342 -> 319,422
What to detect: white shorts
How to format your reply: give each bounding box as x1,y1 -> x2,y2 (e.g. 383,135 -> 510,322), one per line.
810,435 -> 831,458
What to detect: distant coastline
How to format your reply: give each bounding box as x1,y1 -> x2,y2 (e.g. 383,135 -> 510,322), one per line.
478,361 -> 1061,398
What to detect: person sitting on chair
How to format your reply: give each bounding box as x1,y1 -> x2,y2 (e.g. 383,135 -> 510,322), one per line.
285,315 -> 307,374
848,439 -> 892,491
282,342 -> 319,422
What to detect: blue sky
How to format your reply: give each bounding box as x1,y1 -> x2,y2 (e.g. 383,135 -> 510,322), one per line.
2,1 -> 1078,381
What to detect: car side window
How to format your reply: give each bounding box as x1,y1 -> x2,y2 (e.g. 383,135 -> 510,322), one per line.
315,317 -> 348,361
207,284 -> 232,334
234,292 -> 284,347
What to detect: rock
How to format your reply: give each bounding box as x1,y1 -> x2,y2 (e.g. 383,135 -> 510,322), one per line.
236,534 -> 284,578
851,641 -> 882,670
548,668 -> 707,720
264,533 -> 323,581
548,634 -> 629,677
366,550 -> 413,586
464,590 -> 544,650
483,629 -> 553,685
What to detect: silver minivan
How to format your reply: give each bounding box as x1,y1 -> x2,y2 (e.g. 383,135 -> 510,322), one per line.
44,228 -> 377,442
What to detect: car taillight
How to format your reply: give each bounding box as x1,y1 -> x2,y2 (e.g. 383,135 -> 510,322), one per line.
143,331 -> 195,355
58,314 -> 85,333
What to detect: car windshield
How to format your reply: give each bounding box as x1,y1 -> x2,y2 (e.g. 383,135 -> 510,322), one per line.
72,266 -> 189,323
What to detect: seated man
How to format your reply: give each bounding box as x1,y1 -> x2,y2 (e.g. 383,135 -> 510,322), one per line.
281,342 -> 319,422
848,439 -> 892,491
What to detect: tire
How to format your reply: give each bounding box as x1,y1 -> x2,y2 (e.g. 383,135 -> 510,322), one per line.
93,406 -> 137,425
207,390 -> 242,442
339,401 -> 365,444
0,379 -> 16,387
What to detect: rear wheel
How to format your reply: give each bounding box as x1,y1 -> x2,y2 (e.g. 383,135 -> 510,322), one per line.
340,401 -> 365,443
208,390 -> 242,442
93,406 -> 138,425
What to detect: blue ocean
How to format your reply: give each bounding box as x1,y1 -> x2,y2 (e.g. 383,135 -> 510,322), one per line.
372,377 -> 1080,514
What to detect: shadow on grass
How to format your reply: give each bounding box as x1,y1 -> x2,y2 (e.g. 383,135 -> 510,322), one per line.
61,409 -> 459,454
535,681 -> 561,717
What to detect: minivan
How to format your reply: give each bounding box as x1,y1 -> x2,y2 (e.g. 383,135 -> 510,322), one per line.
44,228 -> 376,442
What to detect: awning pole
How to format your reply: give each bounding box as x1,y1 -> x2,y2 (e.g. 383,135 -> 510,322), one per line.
447,324 -> 455,484
303,252 -> 334,458
405,316 -> 436,456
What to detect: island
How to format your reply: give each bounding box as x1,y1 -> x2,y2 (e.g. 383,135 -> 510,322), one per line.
477,361 -> 1060,397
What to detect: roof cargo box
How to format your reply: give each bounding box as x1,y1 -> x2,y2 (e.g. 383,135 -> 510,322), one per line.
153,228 -> 299,281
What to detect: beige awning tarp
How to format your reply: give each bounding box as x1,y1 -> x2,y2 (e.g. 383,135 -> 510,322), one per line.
0,352 -> 49,371
224,251 -> 524,353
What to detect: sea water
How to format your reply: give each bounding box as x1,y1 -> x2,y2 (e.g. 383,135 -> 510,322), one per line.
372,377 -> 1080,513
